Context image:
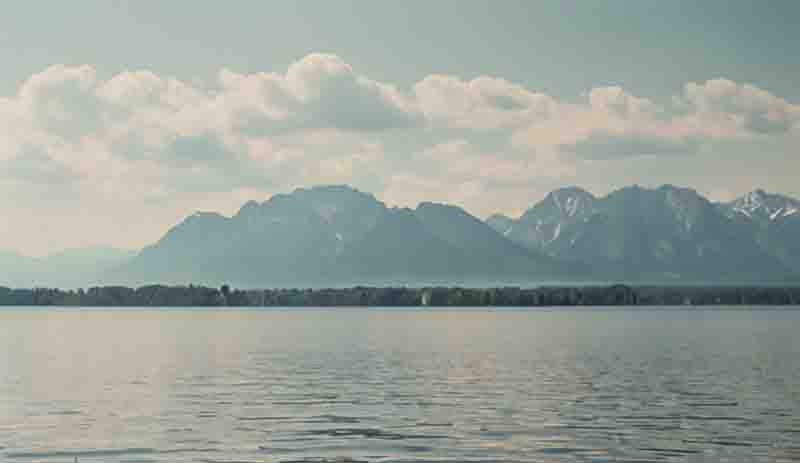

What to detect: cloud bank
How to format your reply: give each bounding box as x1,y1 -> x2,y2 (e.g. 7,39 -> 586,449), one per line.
1,53 -> 798,254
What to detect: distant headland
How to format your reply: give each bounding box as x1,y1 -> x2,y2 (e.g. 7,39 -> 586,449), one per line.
2,284 -> 799,307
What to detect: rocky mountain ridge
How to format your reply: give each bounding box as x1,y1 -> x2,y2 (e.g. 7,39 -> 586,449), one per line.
489,185 -> 799,281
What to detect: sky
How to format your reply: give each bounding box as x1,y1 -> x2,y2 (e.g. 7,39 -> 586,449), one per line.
1,1 -> 798,256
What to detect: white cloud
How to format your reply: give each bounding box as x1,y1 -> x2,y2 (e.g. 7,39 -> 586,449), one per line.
678,78 -> 800,134
0,144 -> 82,185
1,53 -> 798,253
588,86 -> 663,119
219,53 -> 420,135
414,75 -> 555,130
560,130 -> 697,160
17,64 -> 102,138
512,81 -> 800,159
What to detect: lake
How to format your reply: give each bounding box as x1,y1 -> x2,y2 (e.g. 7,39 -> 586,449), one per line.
0,307 -> 798,462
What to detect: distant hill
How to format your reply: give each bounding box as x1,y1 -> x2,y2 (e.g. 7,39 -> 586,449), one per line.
0,247 -> 135,288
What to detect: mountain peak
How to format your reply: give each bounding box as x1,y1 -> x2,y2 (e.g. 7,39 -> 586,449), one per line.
658,185 -> 709,209
236,199 -> 261,216
416,201 -> 468,215
658,184 -> 698,194
235,184 -> 385,221
542,186 -> 595,218
291,184 -> 380,200
548,186 -> 594,199
292,184 -> 382,206
294,184 -> 360,194
743,189 -> 768,205
730,189 -> 799,221
487,213 -> 513,221
486,214 -> 514,235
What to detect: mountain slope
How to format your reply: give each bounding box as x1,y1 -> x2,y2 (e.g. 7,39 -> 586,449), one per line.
120,186 -> 376,286
510,186 -> 597,253
719,189 -> 800,273
724,189 -> 800,223
414,202 -> 569,280
485,213 -> 514,236
116,185 -> 571,287
495,185 -> 793,282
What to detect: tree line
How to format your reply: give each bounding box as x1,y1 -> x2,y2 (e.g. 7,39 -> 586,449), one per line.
1,284 -> 799,307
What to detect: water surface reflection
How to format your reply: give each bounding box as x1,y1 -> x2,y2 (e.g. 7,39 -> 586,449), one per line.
0,308 -> 798,462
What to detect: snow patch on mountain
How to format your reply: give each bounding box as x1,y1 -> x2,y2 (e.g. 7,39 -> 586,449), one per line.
729,189 -> 800,222
548,223 -> 562,244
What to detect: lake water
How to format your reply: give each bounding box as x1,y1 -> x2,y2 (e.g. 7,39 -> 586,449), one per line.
0,307 -> 798,462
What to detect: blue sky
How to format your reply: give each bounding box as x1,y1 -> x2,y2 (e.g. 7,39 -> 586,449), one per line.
2,2 -> 798,98
1,1 -> 798,255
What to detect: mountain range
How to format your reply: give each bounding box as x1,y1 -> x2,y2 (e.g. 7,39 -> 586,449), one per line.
488,185 -> 799,283
114,185 -> 570,287
2,185 -> 799,288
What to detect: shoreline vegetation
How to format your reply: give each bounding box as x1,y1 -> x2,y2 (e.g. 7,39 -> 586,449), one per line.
1,284 -> 799,307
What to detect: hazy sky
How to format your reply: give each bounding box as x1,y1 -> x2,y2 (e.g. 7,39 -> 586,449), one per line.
1,1 -> 798,256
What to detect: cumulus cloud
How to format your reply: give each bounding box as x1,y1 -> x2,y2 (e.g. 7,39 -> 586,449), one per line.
414,75 -> 555,130
163,132 -> 231,167
512,81 -> 800,159
560,130 -> 697,160
4,55 -> 797,195
17,65 -> 102,138
1,53 -> 799,253
0,144 -> 82,185
677,78 -> 800,135
219,53 -> 419,135
284,54 -> 419,130
588,86 -> 663,119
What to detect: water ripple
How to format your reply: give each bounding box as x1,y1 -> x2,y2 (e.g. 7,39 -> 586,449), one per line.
1,308 -> 797,462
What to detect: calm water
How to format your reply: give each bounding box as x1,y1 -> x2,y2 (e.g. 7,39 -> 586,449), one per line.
0,307 -> 798,462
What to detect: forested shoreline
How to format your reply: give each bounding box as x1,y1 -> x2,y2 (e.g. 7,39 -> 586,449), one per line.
1,284 -> 799,307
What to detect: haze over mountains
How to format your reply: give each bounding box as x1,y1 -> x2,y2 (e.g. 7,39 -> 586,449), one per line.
2,185 -> 799,288
0,248 -> 134,288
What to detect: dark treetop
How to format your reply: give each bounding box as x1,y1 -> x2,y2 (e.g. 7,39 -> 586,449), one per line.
2,284 -> 799,307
